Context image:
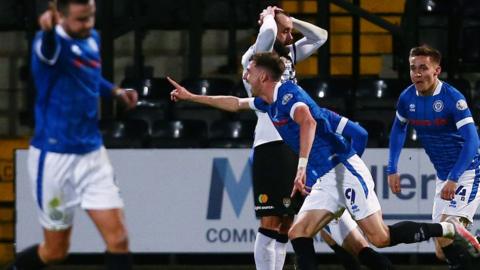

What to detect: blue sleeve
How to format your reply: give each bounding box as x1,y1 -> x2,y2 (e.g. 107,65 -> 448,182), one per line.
41,30 -> 57,60
447,123 -> 479,181
34,30 -> 61,65
99,77 -> 114,98
253,97 -> 269,112
342,120 -> 368,157
388,117 -> 408,174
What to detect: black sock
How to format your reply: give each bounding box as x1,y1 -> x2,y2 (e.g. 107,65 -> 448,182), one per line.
330,243 -> 361,270
258,227 -> 279,239
276,233 -> 289,244
388,221 -> 443,246
105,252 -> 133,270
6,244 -> 46,270
442,243 -> 473,270
358,247 -> 394,270
291,237 -> 317,270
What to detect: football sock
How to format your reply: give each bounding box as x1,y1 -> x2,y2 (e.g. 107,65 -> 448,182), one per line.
291,237 -> 317,270
442,243 -> 474,270
388,221 -> 443,246
254,228 -> 277,270
358,247 -> 394,270
6,244 -> 46,270
105,252 -> 132,270
330,243 -> 361,270
274,233 -> 288,270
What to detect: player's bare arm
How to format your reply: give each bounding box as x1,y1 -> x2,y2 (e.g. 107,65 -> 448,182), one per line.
168,76 -> 252,112
291,104 -> 316,197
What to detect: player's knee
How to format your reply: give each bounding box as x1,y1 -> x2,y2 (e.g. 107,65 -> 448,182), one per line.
105,230 -> 129,252
288,223 -> 313,240
368,234 -> 390,248
435,248 -> 446,261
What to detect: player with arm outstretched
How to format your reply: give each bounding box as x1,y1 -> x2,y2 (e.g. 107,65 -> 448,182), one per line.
169,51 -> 480,270
240,6 -> 390,270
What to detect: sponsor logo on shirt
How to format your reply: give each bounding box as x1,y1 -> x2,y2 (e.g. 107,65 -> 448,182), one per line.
409,104 -> 416,112
456,99 -> 468,111
433,100 -> 444,112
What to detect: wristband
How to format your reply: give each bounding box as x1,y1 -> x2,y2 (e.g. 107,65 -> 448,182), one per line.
298,157 -> 308,169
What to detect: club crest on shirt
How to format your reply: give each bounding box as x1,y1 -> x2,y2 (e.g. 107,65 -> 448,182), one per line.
456,99 -> 468,111
282,93 -> 293,105
409,103 -> 416,112
433,100 -> 444,112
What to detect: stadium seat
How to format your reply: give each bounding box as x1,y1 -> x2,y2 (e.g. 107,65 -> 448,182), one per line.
298,77 -> 351,115
149,119 -> 208,148
355,78 -> 401,110
208,120 -> 255,148
171,78 -> 235,125
447,78 -> 472,105
356,120 -> 387,148
100,119 -> 149,148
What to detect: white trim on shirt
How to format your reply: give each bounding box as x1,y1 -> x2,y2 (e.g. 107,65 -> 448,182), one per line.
396,111 -> 408,123
290,102 -> 308,119
34,39 -> 61,65
336,117 -> 349,134
456,117 -> 474,129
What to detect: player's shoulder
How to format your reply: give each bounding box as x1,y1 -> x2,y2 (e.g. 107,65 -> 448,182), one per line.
398,84 -> 416,102
441,81 -> 465,100
440,81 -> 469,111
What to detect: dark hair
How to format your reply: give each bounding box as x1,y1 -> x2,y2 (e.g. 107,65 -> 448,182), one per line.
249,52 -> 285,81
56,0 -> 92,15
409,45 -> 442,65
274,9 -> 291,19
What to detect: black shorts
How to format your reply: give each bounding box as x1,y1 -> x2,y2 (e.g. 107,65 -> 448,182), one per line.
252,141 -> 304,217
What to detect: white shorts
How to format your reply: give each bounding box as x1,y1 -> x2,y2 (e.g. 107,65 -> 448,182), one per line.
300,155 -> 381,221
27,146 -> 124,230
432,168 -> 480,223
323,210 -> 358,246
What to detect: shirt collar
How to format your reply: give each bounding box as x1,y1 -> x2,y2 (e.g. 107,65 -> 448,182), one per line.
273,82 -> 281,102
416,79 -> 442,96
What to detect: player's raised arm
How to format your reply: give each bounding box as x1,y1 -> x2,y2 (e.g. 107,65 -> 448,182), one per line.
36,2 -> 61,64
291,17 -> 328,62
167,77 -> 252,112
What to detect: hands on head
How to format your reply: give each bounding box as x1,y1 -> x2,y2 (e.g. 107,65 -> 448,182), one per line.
258,6 -> 284,25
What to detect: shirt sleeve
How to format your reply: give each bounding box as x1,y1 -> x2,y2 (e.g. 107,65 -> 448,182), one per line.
388,93 -> 409,174
99,77 -> 114,98
276,90 -> 307,120
34,30 -> 61,65
250,97 -> 269,112
241,14 -> 276,69
447,124 -> 479,181
449,91 -> 474,130
288,17 -> 328,64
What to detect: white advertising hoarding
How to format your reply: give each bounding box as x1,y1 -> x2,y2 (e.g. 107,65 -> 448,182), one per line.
15,149 -> 480,253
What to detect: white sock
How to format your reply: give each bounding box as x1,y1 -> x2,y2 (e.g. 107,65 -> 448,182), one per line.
440,222 -> 455,237
254,231 -> 276,270
274,240 -> 287,270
